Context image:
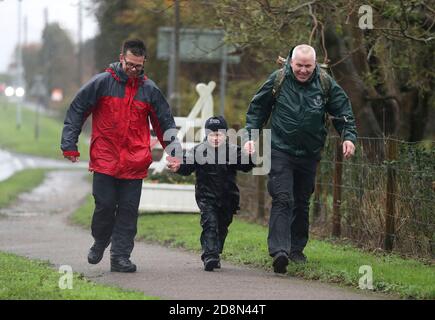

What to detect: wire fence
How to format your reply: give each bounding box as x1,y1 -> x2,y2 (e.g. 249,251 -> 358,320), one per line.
238,136 -> 435,260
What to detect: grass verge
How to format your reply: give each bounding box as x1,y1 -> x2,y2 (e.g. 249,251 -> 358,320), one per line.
0,169 -> 47,208
0,171 -> 156,300
72,197 -> 435,299
0,99 -> 89,160
0,251 -> 156,300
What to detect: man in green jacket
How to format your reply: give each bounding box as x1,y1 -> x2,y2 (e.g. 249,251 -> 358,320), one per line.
244,44 -> 357,274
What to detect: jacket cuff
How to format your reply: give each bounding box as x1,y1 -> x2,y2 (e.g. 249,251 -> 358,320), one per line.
343,133 -> 357,144
63,150 -> 80,157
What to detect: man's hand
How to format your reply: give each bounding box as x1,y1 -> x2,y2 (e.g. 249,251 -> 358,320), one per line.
166,156 -> 181,172
343,140 -> 355,160
243,141 -> 256,155
64,155 -> 79,163
63,151 -> 80,163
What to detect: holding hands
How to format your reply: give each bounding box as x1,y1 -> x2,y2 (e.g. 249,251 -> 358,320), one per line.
243,141 -> 256,155
166,156 -> 181,172
64,155 -> 79,163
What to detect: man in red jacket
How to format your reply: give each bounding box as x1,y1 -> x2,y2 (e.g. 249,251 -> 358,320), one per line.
61,39 -> 180,272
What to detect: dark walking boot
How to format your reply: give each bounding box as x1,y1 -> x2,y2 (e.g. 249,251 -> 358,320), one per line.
110,257 -> 137,273
272,252 -> 289,274
289,251 -> 307,264
87,241 -> 109,265
204,257 -> 220,272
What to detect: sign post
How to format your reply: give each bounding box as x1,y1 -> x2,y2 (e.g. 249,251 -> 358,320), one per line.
157,28 -> 240,116
29,75 -> 47,140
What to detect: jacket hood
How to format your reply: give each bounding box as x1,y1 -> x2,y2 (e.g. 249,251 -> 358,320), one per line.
106,62 -> 146,83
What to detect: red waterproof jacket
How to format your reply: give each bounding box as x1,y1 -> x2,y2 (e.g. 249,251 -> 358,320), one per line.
61,62 -> 179,179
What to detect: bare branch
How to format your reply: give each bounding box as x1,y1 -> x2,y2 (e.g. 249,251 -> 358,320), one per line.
397,0 -> 434,43
257,0 -> 271,12
319,21 -> 328,64
139,1 -> 174,14
400,32 -> 434,43
329,43 -> 367,67
284,0 -> 317,14
369,27 -> 434,43
308,4 -> 318,45
423,2 -> 435,15
345,0 -> 358,25
365,95 -> 400,103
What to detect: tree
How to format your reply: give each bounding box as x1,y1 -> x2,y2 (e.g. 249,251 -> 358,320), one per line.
40,23 -> 78,101
22,44 -> 42,92
212,0 -> 435,141
91,0 -> 267,124
81,38 -> 97,81
92,0 -> 137,72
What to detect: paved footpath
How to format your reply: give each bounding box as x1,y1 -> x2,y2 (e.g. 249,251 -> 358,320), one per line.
0,170 -> 388,300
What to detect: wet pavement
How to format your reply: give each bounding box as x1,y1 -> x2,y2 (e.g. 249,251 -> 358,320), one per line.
0,149 -> 87,182
0,170 -> 389,300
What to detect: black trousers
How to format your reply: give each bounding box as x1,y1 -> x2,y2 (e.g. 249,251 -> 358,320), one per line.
200,205 -> 233,261
91,172 -> 143,258
267,149 -> 317,257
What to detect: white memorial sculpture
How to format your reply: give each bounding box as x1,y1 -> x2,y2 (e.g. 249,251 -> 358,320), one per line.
150,81 -> 215,173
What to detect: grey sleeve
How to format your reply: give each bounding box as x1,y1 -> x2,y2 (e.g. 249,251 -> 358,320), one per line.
149,86 -> 182,156
60,74 -> 105,152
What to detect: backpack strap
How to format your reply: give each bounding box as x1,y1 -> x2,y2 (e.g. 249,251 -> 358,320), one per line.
319,68 -> 331,104
318,67 -> 334,131
272,68 -> 286,98
273,66 -> 331,101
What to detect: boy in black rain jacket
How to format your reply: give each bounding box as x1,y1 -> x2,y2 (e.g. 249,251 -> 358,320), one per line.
167,116 -> 255,271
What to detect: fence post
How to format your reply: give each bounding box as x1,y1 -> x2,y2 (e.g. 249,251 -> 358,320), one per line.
385,137 -> 398,252
332,138 -> 343,237
312,162 -> 322,221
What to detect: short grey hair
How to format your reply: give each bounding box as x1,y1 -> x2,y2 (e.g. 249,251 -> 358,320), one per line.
291,44 -> 316,61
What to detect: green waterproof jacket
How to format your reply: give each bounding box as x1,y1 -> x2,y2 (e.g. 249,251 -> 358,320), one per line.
245,64 -> 357,159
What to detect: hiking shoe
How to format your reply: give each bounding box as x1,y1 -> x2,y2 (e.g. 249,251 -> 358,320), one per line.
204,257 -> 220,272
110,257 -> 137,273
272,252 -> 289,274
87,242 -> 109,264
289,251 -> 307,264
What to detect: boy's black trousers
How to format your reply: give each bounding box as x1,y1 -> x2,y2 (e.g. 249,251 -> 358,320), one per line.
91,172 -> 143,259
200,205 -> 233,261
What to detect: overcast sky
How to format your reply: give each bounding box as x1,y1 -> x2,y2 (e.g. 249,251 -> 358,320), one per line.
0,0 -> 98,73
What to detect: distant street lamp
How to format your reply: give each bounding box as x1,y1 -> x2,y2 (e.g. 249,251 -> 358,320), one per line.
5,87 -> 15,97
15,87 -> 25,97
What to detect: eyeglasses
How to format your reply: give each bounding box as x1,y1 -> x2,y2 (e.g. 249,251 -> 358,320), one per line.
123,58 -> 144,70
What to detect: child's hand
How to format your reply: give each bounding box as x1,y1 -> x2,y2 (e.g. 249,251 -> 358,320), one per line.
166,156 -> 181,172
243,141 -> 256,155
